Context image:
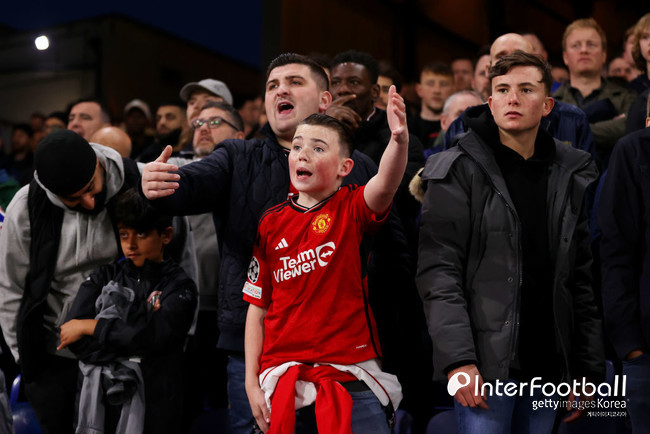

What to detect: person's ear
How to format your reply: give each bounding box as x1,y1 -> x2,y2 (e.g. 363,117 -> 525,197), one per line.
370,83 -> 380,104
319,91 -> 333,113
161,226 -> 174,246
440,113 -> 450,132
415,83 -> 423,99
338,157 -> 354,178
234,131 -> 245,140
542,96 -> 555,117
645,117 -> 650,128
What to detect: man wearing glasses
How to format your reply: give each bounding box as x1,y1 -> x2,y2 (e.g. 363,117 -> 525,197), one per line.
190,101 -> 245,157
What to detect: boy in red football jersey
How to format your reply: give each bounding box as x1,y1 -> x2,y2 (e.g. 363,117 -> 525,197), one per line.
243,86 -> 408,434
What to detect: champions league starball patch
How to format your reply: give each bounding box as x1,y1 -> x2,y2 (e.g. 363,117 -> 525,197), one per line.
248,256 -> 260,283
311,213 -> 331,234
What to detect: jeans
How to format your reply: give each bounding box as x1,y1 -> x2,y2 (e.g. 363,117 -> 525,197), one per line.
227,354 -> 255,434
294,389 -> 390,434
622,353 -> 650,434
454,379 -> 558,434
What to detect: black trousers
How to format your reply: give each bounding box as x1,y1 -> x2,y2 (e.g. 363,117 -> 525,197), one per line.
23,354 -> 79,434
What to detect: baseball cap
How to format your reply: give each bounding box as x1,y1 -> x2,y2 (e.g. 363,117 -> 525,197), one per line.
179,79 -> 233,105
124,99 -> 152,121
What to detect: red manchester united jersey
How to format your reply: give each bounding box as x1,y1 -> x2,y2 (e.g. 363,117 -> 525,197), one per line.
243,185 -> 388,372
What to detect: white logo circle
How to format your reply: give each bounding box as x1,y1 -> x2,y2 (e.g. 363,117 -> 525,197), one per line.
447,372 -> 471,396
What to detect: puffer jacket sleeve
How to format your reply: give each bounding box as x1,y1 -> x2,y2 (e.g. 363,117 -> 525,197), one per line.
416,152 -> 477,376
143,141 -> 236,216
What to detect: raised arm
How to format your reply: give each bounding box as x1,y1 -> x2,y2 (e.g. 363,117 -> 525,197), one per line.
364,85 -> 409,214
141,145 -> 180,199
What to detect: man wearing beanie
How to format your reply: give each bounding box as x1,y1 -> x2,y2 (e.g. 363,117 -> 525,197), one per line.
0,130 -> 140,433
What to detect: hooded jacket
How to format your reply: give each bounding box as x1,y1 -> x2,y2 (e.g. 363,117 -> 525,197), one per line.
0,145 -> 129,368
67,258 -> 197,434
416,104 -> 604,382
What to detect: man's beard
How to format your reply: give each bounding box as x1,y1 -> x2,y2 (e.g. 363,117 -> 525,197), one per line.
156,127 -> 182,146
69,185 -> 108,216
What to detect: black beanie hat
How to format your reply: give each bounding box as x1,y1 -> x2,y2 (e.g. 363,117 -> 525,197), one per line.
35,130 -> 97,196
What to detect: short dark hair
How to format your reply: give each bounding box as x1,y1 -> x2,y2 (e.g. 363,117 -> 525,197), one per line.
331,50 -> 379,84
69,98 -> 112,123
114,188 -> 173,234
156,101 -> 186,111
47,111 -> 69,125
488,50 -> 553,95
200,100 -> 244,132
378,61 -> 403,92
266,53 -> 330,91
13,123 -> 33,137
298,113 -> 355,158
420,61 -> 453,80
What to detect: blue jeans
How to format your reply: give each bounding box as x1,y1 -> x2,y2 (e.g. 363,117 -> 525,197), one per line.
622,353 -> 650,434
227,354 -> 255,434
294,389 -> 390,434
454,379 -> 558,434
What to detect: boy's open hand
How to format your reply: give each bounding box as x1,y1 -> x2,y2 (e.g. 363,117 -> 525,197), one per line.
386,85 -> 408,147
141,145 -> 181,199
246,383 -> 271,432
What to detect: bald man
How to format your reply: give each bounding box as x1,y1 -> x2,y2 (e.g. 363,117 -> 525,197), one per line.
90,126 -> 132,158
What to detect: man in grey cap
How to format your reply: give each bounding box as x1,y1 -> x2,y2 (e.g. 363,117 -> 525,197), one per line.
0,130 -> 141,433
179,78 -> 234,126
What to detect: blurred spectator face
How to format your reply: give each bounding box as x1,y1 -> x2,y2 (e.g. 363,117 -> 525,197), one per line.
451,59 -> 474,91
376,75 -> 393,110
440,92 -> 484,131
522,33 -> 548,61
551,66 -> 570,84
238,97 -> 263,129
563,27 -> 607,76
124,109 -> 148,136
68,102 -> 107,141
11,129 -> 31,155
45,117 -> 66,136
191,107 -> 243,157
186,90 -> 223,125
472,54 -> 491,100
624,33 -> 636,65
417,71 -> 454,114
30,114 -> 45,132
156,106 -> 186,137
330,62 -> 379,119
608,57 -> 634,81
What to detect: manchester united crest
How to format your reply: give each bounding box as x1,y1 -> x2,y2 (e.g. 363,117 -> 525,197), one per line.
311,213 -> 332,234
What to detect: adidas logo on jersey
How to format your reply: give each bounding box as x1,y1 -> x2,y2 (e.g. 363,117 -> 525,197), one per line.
275,238 -> 288,250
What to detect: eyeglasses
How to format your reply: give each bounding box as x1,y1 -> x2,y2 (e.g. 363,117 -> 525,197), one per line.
191,116 -> 240,131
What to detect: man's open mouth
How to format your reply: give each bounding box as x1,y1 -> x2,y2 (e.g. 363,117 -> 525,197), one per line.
278,102 -> 294,114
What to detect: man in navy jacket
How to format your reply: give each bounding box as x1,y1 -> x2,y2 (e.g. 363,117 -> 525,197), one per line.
598,94 -> 650,433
